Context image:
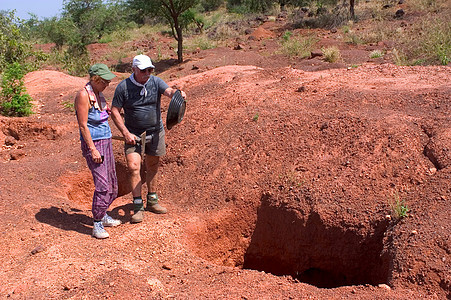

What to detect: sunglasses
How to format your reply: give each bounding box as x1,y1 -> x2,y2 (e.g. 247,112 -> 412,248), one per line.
138,68 -> 153,73
100,78 -> 111,85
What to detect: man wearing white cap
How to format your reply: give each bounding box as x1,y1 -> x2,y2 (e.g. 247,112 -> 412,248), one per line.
111,54 -> 186,223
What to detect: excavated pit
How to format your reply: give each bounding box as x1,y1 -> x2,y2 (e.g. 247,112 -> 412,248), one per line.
240,194 -> 391,289
63,169 -> 392,290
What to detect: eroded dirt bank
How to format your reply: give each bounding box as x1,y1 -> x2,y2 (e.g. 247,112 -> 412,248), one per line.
0,64 -> 449,299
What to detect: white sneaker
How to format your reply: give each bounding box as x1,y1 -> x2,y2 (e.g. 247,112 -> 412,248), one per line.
101,214 -> 121,227
92,221 -> 109,239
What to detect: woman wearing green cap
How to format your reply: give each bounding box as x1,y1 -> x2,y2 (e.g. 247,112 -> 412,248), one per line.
75,63 -> 121,239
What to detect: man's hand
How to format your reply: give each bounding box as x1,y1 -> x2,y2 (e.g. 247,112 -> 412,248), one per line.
164,87 -> 186,100
124,132 -> 138,145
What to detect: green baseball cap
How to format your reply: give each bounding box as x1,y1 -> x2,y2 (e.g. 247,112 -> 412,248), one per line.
88,63 -> 116,80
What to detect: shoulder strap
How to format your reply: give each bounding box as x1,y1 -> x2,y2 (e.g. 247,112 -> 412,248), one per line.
85,83 -> 108,111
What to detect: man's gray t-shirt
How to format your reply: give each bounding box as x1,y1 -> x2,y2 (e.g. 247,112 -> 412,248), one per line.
112,75 -> 169,135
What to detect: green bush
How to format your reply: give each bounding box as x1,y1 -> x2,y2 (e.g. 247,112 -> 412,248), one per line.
390,191 -> 409,219
369,49 -> 384,58
200,0 -> 224,12
0,62 -> 33,117
0,11 -> 32,73
280,32 -> 317,58
39,17 -> 78,49
322,46 -> 341,62
415,16 -> 450,65
63,45 -> 91,77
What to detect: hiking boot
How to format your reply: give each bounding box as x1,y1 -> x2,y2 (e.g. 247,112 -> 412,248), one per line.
131,210 -> 144,223
147,193 -> 167,214
92,221 -> 109,239
131,199 -> 144,223
101,214 -> 121,227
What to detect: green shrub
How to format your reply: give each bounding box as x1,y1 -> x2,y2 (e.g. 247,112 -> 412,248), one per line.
63,45 -> 91,77
0,11 -> 32,73
408,0 -> 448,12
184,34 -> 217,51
345,33 -> 363,45
252,113 -> 259,122
46,45 -> 90,77
0,62 -> 33,117
369,50 -> 384,59
414,16 -> 450,65
342,25 -> 351,34
392,48 -> 408,66
200,0 -> 224,12
322,46 -> 341,62
390,191 -> 409,219
280,32 -> 318,58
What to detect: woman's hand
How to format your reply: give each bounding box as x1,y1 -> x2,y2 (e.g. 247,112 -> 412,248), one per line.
91,148 -> 103,163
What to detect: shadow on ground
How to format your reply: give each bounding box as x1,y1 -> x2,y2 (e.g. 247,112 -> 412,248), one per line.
35,204 -> 134,236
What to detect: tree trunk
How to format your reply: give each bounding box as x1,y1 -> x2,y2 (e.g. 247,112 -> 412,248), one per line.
350,0 -> 355,19
176,27 -> 183,63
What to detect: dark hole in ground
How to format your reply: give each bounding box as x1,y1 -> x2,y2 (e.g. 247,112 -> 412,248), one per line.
242,194 -> 391,288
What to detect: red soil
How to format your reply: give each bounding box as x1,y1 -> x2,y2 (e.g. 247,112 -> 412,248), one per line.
0,19 -> 450,299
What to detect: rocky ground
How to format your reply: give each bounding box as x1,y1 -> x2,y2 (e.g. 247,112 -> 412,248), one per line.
0,14 -> 450,300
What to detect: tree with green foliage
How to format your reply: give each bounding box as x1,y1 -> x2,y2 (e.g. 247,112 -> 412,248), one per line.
127,0 -> 199,63
39,0 -> 128,75
246,0 -> 274,13
0,62 -> 33,117
63,0 -> 126,45
199,0 -> 224,12
0,11 -> 32,73
39,17 -> 78,50
160,0 -> 200,62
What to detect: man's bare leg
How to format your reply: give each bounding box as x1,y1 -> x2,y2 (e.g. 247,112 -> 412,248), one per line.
145,155 -> 167,214
126,152 -> 145,222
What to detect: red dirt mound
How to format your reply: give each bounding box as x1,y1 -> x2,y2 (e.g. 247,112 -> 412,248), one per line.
0,61 -> 449,299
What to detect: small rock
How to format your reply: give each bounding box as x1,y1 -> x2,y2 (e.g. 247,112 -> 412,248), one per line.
378,284 -> 391,290
10,149 -> 25,160
147,278 -> 164,292
4,136 -> 16,146
310,50 -> 323,58
162,264 -> 172,270
411,230 -> 418,235
296,86 -> 305,93
233,44 -> 245,50
395,9 -> 405,19
320,123 -> 328,131
31,245 -> 45,255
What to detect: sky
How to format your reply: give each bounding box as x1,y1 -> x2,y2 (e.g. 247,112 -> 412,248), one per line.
0,0 -> 64,19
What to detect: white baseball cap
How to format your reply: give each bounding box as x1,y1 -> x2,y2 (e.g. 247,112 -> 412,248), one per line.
132,54 -> 155,70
